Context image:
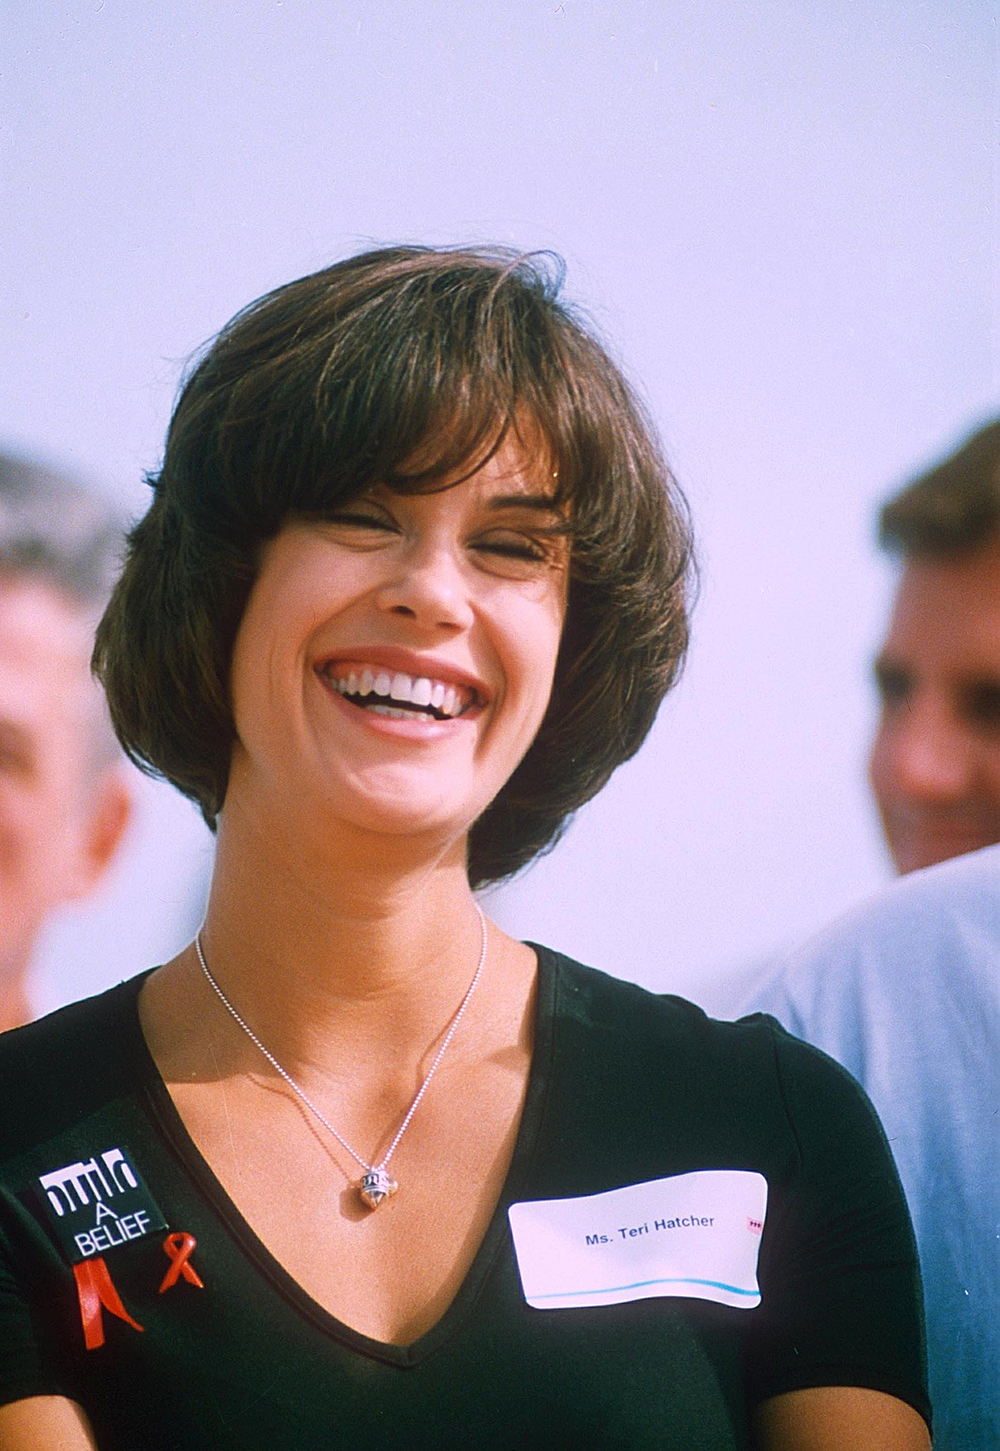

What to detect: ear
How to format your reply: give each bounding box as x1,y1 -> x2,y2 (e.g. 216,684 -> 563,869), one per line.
65,765 -> 133,900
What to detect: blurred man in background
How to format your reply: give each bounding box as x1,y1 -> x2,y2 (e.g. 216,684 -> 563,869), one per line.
744,846 -> 999,1451
870,418 -> 1000,873
0,452 -> 131,1032
742,419 -> 1000,1448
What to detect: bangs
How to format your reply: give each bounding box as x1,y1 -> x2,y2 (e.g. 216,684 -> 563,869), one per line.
176,248 -> 616,540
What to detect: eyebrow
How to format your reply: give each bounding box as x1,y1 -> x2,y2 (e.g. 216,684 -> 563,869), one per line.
486,492 -> 564,515
872,650 -> 912,674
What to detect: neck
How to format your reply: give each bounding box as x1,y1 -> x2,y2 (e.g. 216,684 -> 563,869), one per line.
0,957 -> 32,1034
190,793 -> 491,1074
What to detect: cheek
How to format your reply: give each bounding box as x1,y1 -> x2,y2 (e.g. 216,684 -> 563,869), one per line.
867,723 -> 894,796
517,622 -> 564,737
0,776 -> 74,873
229,601 -> 300,739
984,751 -> 1000,800
519,595 -> 563,678
0,782 -> 30,860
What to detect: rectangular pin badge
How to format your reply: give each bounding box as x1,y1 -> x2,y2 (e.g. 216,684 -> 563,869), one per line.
508,1169 -> 768,1311
35,1145 -> 168,1264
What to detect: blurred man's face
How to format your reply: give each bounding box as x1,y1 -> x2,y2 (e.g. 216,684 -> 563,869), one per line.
0,577 -> 128,984
869,540 -> 1000,873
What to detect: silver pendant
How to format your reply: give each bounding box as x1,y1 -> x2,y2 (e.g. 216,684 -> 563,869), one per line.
359,1167 -> 398,1210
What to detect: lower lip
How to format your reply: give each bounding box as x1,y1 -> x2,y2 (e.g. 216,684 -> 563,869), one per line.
316,671 -> 481,740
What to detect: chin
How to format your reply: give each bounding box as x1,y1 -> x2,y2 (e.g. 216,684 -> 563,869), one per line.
330,790 -> 477,848
890,834 -> 997,876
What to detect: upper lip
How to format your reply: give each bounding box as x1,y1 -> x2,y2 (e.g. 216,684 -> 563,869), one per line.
314,645 -> 491,705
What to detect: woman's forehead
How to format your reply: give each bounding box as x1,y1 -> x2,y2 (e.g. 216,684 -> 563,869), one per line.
383,420 -> 563,503
369,460 -> 563,516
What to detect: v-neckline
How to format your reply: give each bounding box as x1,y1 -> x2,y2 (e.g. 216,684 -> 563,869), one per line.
125,944 -> 559,1367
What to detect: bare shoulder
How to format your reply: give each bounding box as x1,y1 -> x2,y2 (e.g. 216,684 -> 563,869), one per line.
0,1396 -> 98,1450
752,1386 -> 931,1450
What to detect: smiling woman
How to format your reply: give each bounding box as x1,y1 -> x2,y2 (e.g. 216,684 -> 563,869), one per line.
224,455 -> 571,854
0,248 -> 930,1450
93,246 -> 691,886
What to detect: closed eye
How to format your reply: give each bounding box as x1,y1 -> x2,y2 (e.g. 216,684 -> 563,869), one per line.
326,509 -> 396,530
961,681 -> 1000,730
474,536 -> 548,561
470,529 -> 569,581
0,724 -> 35,778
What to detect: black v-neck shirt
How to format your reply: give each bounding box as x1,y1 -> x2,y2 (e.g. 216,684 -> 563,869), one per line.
0,947 -> 929,1449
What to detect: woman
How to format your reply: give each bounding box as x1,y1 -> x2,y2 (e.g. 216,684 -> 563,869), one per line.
0,247 -> 930,1449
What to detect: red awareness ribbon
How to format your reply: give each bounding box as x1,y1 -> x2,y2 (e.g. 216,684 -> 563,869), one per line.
159,1231 -> 204,1293
72,1257 -> 144,1351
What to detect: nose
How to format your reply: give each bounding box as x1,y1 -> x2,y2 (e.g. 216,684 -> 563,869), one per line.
869,695 -> 976,806
374,538 -> 475,633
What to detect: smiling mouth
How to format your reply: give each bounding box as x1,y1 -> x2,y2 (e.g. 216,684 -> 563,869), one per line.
320,665 -> 480,721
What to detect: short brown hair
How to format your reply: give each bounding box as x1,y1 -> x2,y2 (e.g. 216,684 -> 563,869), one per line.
94,245 -> 694,887
878,417 -> 1000,558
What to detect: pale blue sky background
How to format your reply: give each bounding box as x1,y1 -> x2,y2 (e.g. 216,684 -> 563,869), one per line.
2,0 -> 996,1008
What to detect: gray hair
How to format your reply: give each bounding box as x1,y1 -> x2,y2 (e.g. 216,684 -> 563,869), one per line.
0,451 -> 125,767
0,452 -> 124,610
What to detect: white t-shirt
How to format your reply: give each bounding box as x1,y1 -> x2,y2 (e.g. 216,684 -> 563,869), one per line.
741,846 -> 1000,1451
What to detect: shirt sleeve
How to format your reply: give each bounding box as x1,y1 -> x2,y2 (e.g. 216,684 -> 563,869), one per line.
742,1018 -> 932,1431
0,1224 -> 71,1407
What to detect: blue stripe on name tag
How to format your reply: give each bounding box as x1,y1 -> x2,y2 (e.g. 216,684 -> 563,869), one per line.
531,1276 -> 759,1300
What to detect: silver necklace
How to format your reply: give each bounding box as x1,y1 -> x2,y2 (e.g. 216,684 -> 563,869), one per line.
194,904 -> 488,1211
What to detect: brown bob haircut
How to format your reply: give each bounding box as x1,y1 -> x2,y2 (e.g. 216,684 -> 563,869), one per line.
94,245 -> 694,888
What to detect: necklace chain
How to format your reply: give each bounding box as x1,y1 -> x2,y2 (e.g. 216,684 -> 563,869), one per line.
194,904 -> 488,1184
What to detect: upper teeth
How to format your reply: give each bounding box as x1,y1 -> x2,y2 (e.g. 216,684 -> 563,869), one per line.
328,666 -> 470,718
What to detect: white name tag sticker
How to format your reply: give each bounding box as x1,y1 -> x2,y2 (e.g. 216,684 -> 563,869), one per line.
508,1170 -> 767,1312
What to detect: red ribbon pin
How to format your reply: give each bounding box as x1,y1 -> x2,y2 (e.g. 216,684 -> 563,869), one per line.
159,1232 -> 204,1293
72,1257 -> 144,1351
